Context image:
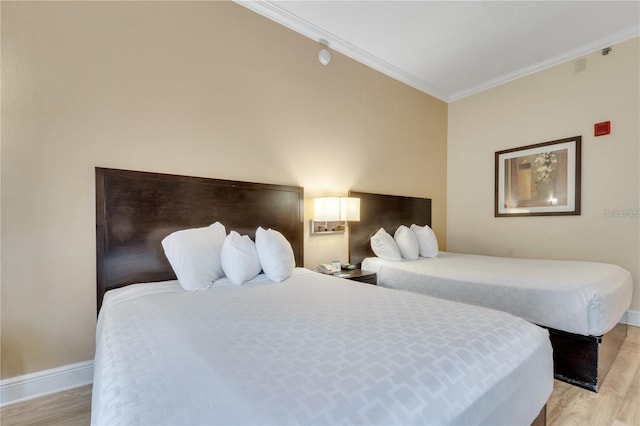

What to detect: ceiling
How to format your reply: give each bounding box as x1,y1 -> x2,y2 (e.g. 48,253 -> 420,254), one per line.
236,1 -> 640,102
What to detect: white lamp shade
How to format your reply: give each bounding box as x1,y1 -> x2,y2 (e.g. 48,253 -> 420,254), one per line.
314,197 -> 341,221
340,197 -> 360,221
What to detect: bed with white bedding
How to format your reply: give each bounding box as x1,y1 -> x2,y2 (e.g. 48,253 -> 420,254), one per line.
362,253 -> 632,337
92,269 -> 553,426
93,168 -> 553,425
348,190 -> 632,392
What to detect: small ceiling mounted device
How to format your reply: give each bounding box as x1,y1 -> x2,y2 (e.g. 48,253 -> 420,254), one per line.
318,39 -> 331,65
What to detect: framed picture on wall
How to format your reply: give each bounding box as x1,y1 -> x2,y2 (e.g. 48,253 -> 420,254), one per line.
495,136 -> 581,217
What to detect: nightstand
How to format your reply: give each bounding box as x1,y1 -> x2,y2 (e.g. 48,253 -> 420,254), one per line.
339,269 -> 377,285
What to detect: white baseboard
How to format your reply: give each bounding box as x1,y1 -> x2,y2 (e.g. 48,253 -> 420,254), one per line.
0,360 -> 93,407
625,309 -> 640,327
1,309 -> 639,407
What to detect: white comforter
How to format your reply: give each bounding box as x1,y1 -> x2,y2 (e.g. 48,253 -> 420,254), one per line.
92,268 -> 552,426
363,252 -> 633,336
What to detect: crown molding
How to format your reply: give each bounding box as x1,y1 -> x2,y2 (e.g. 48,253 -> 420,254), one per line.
236,1 -> 638,103
234,0 -> 449,102
449,26 -> 640,102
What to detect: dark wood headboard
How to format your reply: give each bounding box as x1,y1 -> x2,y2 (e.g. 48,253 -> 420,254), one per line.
348,191 -> 431,268
96,168 -> 303,312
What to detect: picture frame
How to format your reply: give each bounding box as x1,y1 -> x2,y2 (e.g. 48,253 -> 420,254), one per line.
495,136 -> 581,217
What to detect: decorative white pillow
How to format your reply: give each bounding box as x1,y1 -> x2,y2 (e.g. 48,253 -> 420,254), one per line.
255,227 -> 295,282
220,231 -> 262,285
411,224 -> 439,258
370,228 -> 402,261
161,222 -> 226,291
394,225 -> 419,260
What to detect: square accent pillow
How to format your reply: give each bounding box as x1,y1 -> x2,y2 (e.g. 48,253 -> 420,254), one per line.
220,231 -> 262,285
255,227 -> 295,282
394,225 -> 419,260
370,228 -> 402,261
161,222 -> 226,291
411,224 -> 439,258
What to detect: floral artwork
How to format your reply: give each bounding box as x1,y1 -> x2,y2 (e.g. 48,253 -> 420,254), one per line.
534,152 -> 558,185
495,137 -> 581,217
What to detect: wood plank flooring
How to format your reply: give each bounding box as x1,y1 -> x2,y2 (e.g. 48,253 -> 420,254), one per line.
2,326 -> 638,426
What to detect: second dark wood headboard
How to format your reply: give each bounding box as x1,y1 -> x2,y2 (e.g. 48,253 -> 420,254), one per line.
96,168 -> 303,312
348,191 -> 431,268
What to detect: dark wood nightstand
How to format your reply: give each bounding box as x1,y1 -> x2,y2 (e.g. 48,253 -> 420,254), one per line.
339,269 -> 377,285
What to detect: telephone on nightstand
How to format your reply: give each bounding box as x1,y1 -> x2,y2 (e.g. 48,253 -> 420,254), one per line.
317,263 -> 340,274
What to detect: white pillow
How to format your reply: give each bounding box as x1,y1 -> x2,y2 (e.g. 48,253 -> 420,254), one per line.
394,225 -> 419,260
220,231 -> 262,285
161,222 -> 226,291
255,227 -> 295,282
370,228 -> 402,261
411,224 -> 439,258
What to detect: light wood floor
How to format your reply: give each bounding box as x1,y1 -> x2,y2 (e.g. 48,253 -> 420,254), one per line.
2,326 -> 638,426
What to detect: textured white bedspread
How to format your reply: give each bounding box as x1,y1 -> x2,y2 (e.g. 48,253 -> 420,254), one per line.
363,252 -> 632,336
92,268 -> 552,426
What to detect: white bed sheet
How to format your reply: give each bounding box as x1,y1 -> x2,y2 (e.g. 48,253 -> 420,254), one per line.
363,252 -> 633,336
92,268 -> 553,426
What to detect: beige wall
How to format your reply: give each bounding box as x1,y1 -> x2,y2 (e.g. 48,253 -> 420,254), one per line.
1,2 -> 447,378
448,38 -> 639,312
